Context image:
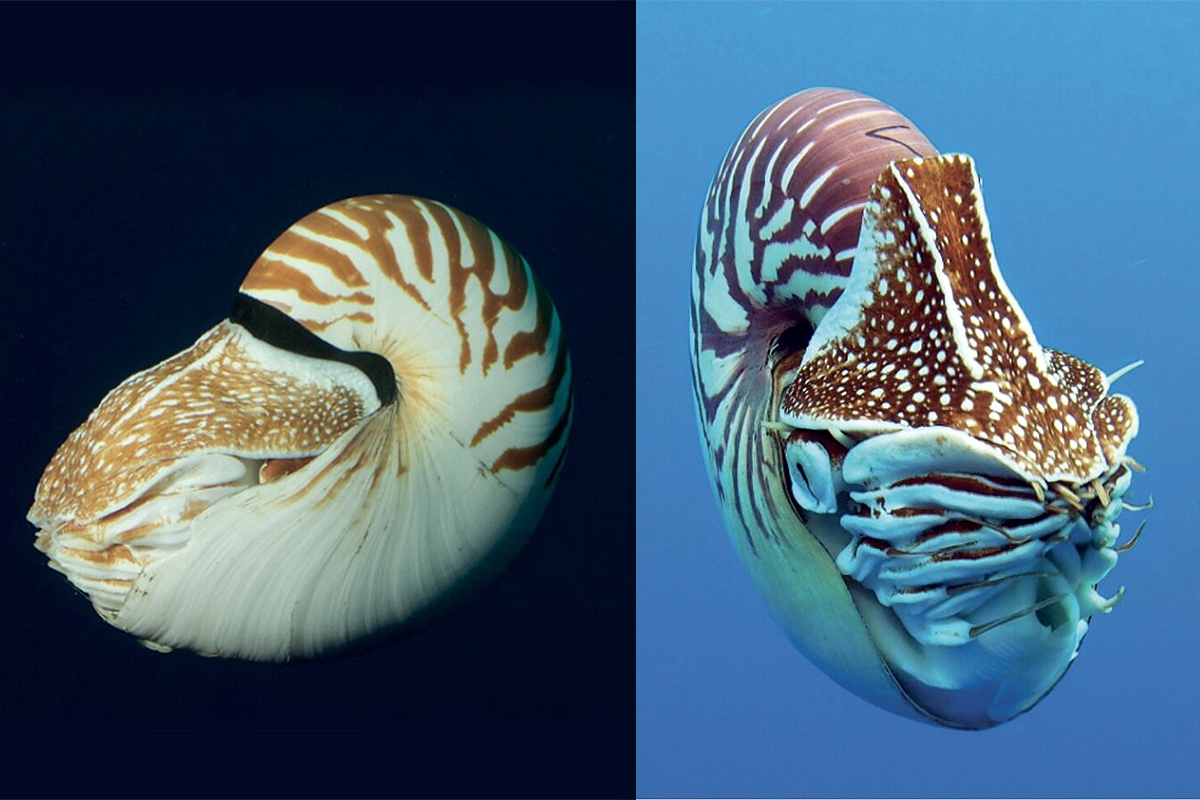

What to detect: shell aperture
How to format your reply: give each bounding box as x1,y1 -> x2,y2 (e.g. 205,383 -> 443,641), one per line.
29,195 -> 571,661
691,89 -> 1144,728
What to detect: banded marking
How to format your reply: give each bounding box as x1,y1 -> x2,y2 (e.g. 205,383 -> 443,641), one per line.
691,89 -> 937,549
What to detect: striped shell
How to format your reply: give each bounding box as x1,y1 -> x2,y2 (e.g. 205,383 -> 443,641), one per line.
691,89 -> 1143,728
29,194 -> 571,661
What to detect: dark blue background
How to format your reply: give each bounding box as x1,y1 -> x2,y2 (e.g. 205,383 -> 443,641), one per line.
638,2 -> 1197,797
0,3 -> 633,798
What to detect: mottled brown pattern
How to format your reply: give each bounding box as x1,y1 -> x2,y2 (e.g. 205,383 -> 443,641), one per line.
31,323 -> 370,526
781,155 -> 1136,483
1093,394 -> 1138,467
1044,348 -> 1106,410
31,326 -> 225,522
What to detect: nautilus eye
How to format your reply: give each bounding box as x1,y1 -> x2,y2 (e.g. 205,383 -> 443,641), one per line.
690,88 -> 1146,728
29,194 -> 571,661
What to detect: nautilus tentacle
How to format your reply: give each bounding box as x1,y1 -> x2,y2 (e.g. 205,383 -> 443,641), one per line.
691,89 -> 1143,728
30,195 -> 571,661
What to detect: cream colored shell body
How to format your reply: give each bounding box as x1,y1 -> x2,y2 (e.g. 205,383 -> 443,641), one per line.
29,195 -> 571,661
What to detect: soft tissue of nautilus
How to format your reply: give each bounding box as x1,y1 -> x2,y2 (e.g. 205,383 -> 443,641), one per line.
690,88 -> 1146,728
29,195 -> 571,661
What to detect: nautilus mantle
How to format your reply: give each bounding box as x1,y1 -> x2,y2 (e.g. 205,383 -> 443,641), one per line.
29,195 -> 571,661
690,88 -> 1146,728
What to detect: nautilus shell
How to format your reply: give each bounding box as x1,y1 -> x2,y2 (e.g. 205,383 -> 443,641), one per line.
690,89 -> 1145,728
29,195 -> 571,661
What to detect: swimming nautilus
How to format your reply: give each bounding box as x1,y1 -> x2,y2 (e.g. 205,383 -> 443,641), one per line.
690,88 -> 1146,728
29,195 -> 571,661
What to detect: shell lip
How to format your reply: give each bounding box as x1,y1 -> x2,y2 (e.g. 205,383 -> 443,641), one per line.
230,293 -> 397,406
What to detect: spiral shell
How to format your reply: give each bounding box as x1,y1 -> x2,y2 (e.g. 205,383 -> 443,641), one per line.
29,194 -> 571,661
691,89 -> 1143,728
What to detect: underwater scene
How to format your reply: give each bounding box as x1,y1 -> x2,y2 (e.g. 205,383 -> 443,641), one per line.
637,2 -> 1199,797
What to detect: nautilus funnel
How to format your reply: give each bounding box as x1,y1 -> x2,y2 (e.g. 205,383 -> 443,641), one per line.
690,88 -> 1145,728
29,195 -> 572,661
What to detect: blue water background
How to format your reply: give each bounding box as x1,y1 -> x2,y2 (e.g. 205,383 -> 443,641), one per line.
637,2 -> 1200,796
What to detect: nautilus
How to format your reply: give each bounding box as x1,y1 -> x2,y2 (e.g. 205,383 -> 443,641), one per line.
690,88 -> 1146,728
29,195 -> 571,661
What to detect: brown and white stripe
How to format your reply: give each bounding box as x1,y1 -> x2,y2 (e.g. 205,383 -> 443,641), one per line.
690,88 -> 936,553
